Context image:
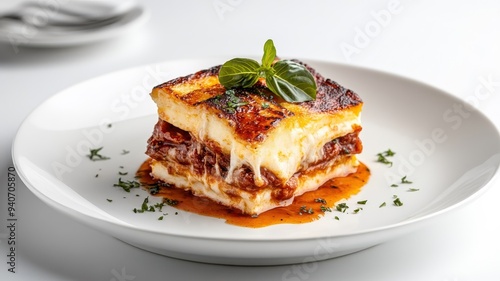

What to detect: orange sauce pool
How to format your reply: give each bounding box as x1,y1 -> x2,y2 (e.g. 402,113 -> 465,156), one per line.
136,160 -> 370,228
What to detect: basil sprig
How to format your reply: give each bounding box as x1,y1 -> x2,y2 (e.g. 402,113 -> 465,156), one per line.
218,39 -> 316,103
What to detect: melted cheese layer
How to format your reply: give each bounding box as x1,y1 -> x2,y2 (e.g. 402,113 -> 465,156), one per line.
150,155 -> 359,215
155,95 -> 361,186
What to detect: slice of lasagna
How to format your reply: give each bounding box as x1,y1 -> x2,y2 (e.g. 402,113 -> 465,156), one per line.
145,60 -> 363,215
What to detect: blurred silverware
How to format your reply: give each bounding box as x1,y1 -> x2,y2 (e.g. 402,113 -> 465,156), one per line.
0,1 -> 136,31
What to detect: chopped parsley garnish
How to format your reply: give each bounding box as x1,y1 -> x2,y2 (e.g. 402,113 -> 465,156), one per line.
221,89 -> 249,114
384,149 -> 396,156
357,200 -> 368,205
407,188 -> 420,192
400,176 -> 412,184
113,178 -> 140,192
106,199 -> 112,202
320,205 -> 332,213
133,197 -> 177,214
376,149 -> 396,166
391,175 -> 414,188
121,149 -> 130,155
142,182 -> 162,195
133,197 -> 154,213
393,197 -> 403,207
376,154 -> 392,166
379,202 -> 387,208
314,198 -> 327,204
334,216 -> 340,220
353,208 -> 363,214
335,202 -> 349,213
299,205 -> 314,215
163,197 -> 179,206
153,202 -> 166,212
87,147 -> 110,161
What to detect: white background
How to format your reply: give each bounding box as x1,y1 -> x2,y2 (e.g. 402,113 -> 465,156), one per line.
1,0 -> 499,280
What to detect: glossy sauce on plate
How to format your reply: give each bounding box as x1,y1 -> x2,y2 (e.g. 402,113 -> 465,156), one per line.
136,160 -> 370,228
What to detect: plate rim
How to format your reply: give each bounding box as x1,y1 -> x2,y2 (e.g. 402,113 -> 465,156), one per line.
12,58 -> 500,244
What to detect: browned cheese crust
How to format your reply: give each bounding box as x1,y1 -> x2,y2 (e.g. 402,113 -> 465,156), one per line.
152,61 -> 362,144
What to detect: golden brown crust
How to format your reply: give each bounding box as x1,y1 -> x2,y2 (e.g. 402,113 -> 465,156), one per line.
204,87 -> 294,143
292,59 -> 363,113
152,60 -> 363,144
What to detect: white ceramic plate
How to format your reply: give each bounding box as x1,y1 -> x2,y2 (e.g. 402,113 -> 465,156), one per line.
0,3 -> 148,47
12,59 -> 500,265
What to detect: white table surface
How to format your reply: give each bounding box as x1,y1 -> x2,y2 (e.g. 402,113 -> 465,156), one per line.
1,0 -> 499,280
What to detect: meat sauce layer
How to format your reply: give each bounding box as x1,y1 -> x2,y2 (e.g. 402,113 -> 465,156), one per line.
145,119 -> 363,194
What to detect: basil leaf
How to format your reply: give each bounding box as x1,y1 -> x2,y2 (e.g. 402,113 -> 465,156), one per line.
218,39 -> 318,103
219,58 -> 260,88
261,39 -> 276,68
266,60 -> 317,102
